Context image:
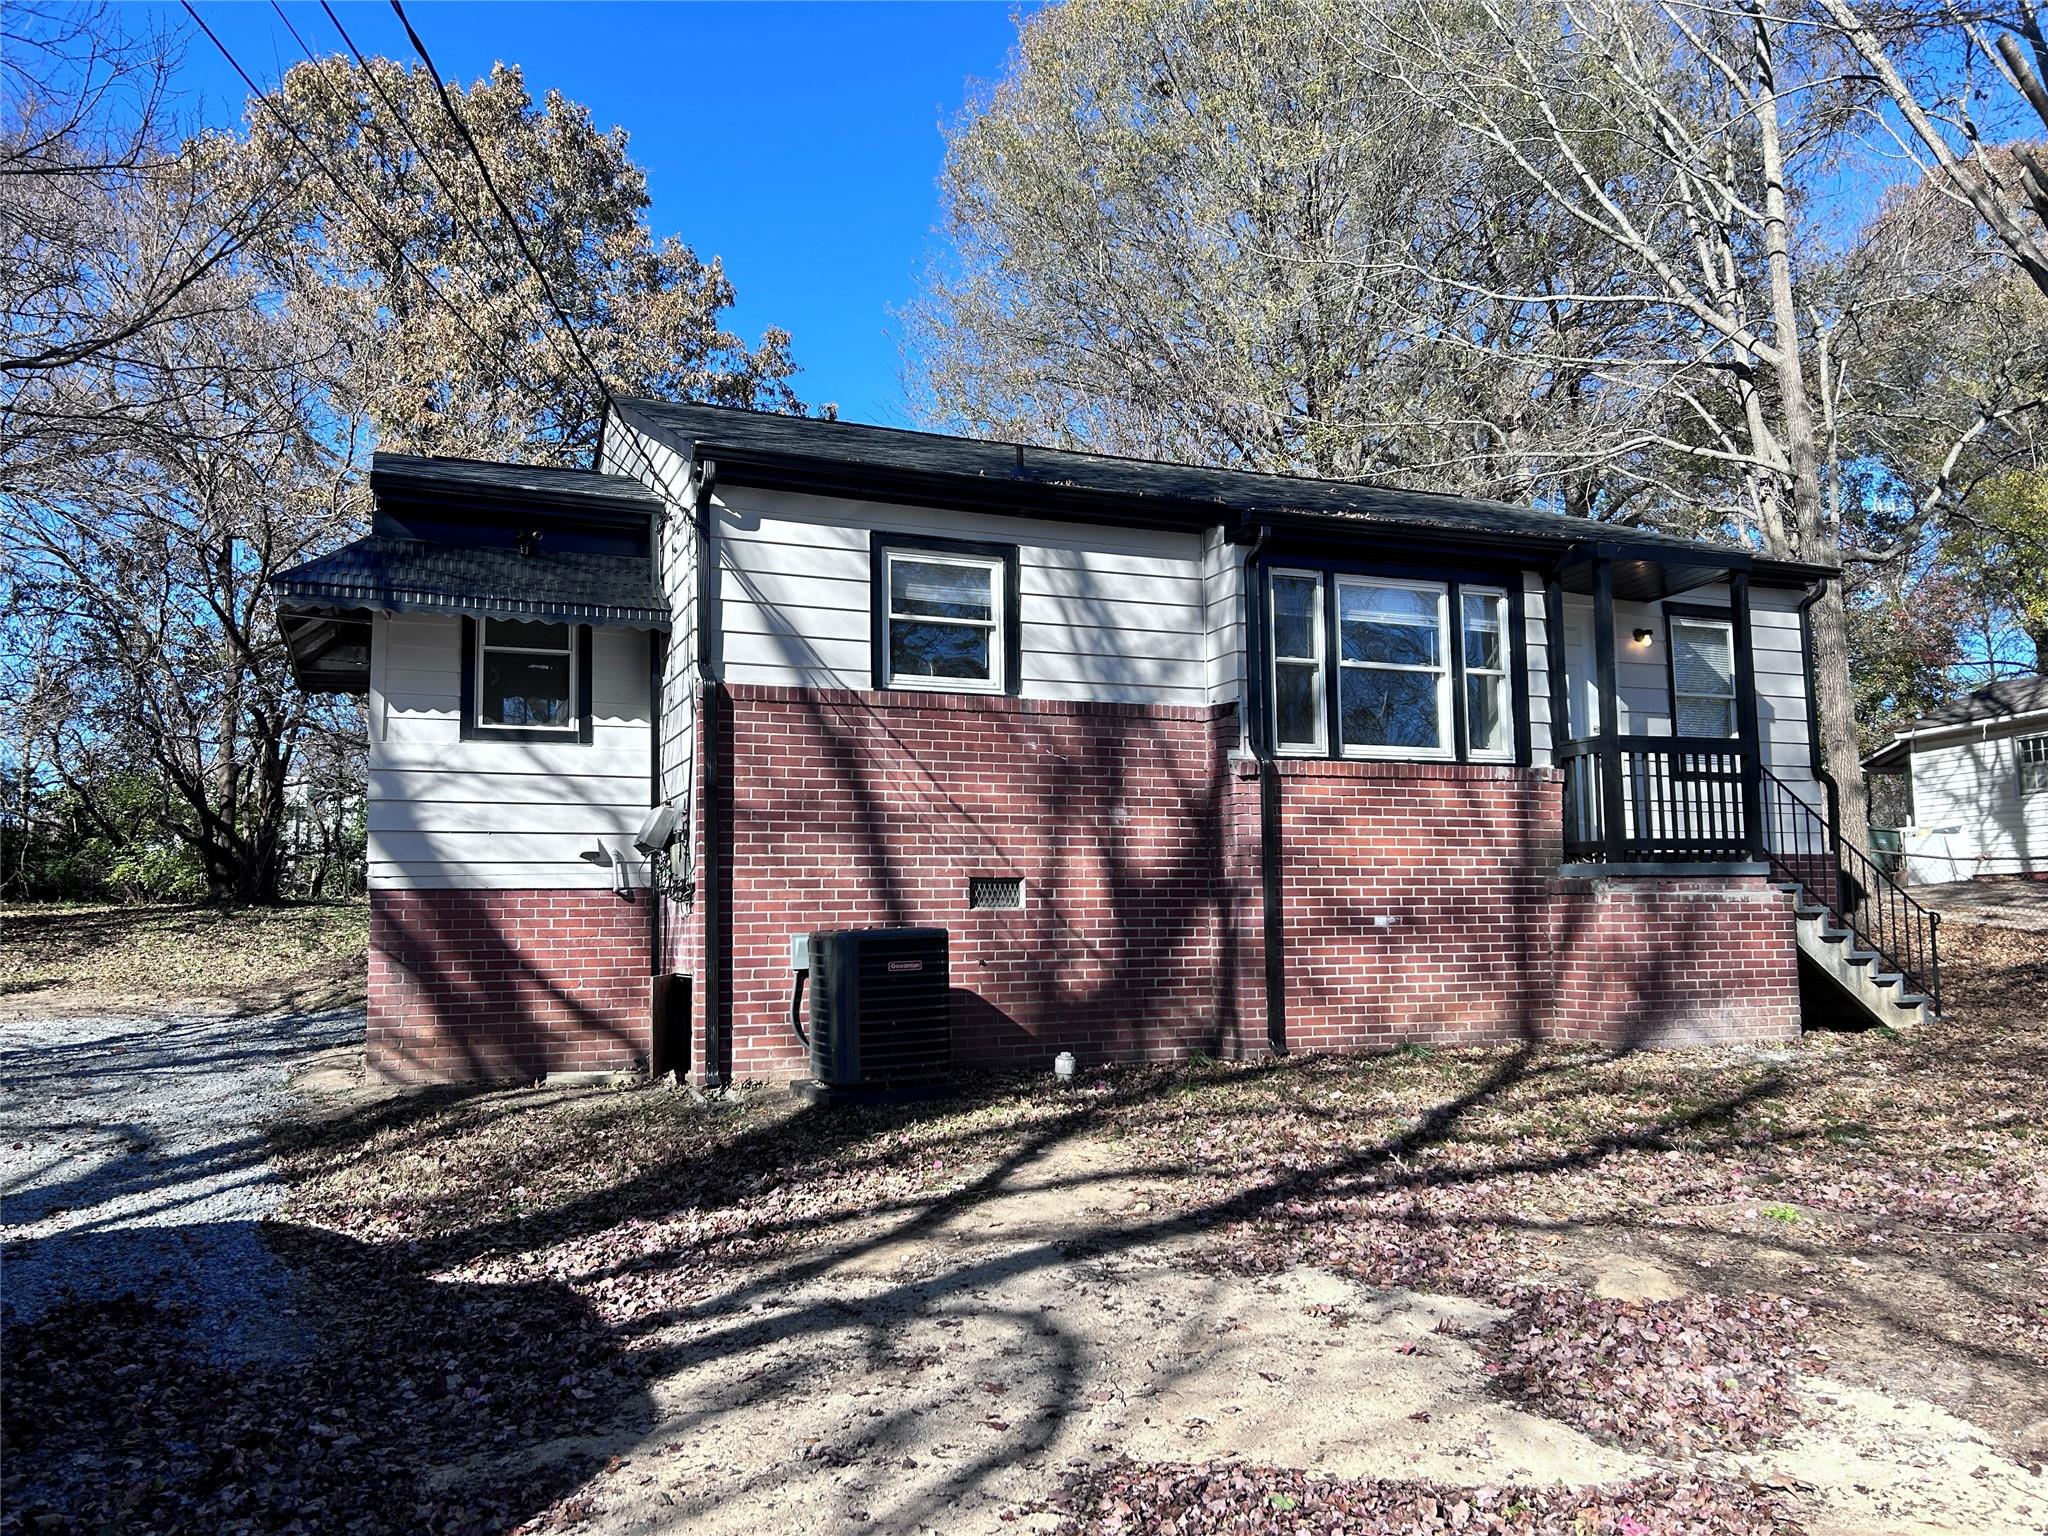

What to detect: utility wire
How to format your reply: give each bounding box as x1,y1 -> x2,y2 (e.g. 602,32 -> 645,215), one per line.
294,1 -> 604,452
386,0 -> 668,487
179,0 -> 574,441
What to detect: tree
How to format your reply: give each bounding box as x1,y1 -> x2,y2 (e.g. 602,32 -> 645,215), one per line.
908,0 -> 1675,520
213,54 -> 807,465
1809,0 -> 2048,299
3,19 -> 808,902
1948,469 -> 2048,669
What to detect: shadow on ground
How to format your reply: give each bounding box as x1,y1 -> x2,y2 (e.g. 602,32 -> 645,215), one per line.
1,1221 -> 657,1536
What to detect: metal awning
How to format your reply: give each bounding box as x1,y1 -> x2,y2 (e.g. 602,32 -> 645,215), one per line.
271,535 -> 668,694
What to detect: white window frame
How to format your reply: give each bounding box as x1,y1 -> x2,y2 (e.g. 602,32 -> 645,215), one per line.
1460,585 -> 1514,762
1267,568 -> 1327,755
474,618 -> 579,734
881,546 -> 1006,695
1335,575 -> 1454,761
1670,615 -> 1738,739
2020,733 -> 2048,795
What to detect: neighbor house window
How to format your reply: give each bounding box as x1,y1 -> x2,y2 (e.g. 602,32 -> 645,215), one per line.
2021,734 -> 2048,794
1670,615 -> 1737,737
461,617 -> 593,743
478,619 -> 576,729
1268,570 -> 1326,753
1462,588 -> 1512,760
871,534 -> 1018,695
1337,577 -> 1452,757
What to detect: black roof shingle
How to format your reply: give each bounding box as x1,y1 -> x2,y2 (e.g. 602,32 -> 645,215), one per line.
272,537 -> 668,629
618,398 -> 1791,567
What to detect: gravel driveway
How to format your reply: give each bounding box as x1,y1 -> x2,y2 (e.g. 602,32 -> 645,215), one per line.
0,1005 -> 362,1359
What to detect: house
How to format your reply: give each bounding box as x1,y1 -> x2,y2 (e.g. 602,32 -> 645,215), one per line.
272,401 -> 1936,1085
1864,675 -> 2048,884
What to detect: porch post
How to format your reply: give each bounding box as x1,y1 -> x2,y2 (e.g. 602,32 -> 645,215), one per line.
1593,555 -> 1624,862
1731,568 -> 1764,860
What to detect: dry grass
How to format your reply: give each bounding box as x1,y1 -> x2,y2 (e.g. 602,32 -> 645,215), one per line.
0,900 -> 368,1015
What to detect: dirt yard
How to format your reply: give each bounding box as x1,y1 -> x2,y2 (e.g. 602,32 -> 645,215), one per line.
3,916 -> 2043,1535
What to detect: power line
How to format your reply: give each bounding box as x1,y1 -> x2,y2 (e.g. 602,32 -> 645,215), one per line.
306,0 -> 667,491
178,0 -> 577,445
385,0 -> 660,480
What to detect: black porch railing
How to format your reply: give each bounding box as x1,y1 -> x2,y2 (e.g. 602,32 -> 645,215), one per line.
1560,736 -> 1755,863
1761,767 -> 1941,1011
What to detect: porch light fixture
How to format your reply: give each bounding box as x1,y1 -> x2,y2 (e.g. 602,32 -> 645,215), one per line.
1632,627 -> 1655,646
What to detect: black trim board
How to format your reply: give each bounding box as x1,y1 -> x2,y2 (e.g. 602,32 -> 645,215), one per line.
867,531 -> 1022,697
460,615 -> 595,744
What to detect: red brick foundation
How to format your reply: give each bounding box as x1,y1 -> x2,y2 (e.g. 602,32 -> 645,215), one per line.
1549,875 -> 1801,1045
372,686 -> 1804,1083
705,684 -> 1249,1082
368,889 -> 652,1082
1241,758 -> 1567,1051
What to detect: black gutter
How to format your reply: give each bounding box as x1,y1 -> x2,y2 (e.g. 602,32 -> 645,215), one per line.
649,628 -> 666,988
1238,522 -> 1287,1057
682,432 -> 1837,581
694,454 -> 726,1088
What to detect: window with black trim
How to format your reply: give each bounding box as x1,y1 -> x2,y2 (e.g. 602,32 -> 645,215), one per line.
2020,733 -> 2048,795
1669,614 -> 1737,737
1268,570 -> 1326,753
1461,587 -> 1512,760
1337,576 -> 1451,757
1264,567 -> 1523,763
461,617 -> 594,743
870,533 -> 1020,695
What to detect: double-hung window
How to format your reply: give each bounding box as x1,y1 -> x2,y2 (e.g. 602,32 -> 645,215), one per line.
1670,615 -> 1737,737
1461,588 -> 1512,760
1337,577 -> 1452,757
1268,571 -> 1327,753
464,617 -> 590,742
2020,733 -> 2048,795
872,535 -> 1017,694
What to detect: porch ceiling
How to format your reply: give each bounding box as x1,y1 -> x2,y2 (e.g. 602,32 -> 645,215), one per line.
1557,548 -> 1740,602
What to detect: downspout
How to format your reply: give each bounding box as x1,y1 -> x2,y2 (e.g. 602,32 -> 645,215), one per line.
649,628 -> 664,985
694,454 -> 726,1088
1239,522 -> 1286,1056
1798,579 -> 1847,910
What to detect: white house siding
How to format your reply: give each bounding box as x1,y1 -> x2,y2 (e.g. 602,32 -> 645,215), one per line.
601,411 -> 695,808
366,612 -> 656,889
1905,724 -> 2048,880
1557,583 -> 1815,782
708,484 -> 1213,707
1524,572 -> 1555,765
1201,526 -> 1246,733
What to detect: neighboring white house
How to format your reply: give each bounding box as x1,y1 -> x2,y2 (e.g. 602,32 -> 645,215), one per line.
1864,675 -> 2048,884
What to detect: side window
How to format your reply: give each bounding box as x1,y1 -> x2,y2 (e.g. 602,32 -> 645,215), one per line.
871,536 -> 1018,695
1268,570 -> 1326,753
463,617 -> 593,743
1461,588 -> 1512,760
2020,734 -> 2048,795
1670,616 -> 1737,737
1336,577 -> 1451,757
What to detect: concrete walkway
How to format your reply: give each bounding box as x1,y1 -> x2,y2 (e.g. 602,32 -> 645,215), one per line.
0,1005 -> 362,1359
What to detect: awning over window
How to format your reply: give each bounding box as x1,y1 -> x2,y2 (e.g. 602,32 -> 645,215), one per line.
272,535 -> 667,694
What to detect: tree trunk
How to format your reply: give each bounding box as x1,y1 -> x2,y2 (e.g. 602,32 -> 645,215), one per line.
1749,0 -> 1872,855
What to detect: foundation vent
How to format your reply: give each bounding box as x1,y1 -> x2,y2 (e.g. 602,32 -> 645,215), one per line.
968,876 -> 1025,910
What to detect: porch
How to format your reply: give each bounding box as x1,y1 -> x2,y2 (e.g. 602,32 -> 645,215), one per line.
1547,542 -> 1941,1014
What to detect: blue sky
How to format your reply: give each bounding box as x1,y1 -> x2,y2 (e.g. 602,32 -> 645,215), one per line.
153,1 -> 1032,424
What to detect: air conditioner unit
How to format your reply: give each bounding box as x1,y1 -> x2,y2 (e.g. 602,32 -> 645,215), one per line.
807,927 -> 950,1098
